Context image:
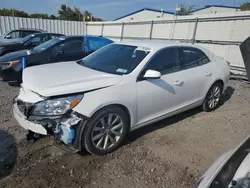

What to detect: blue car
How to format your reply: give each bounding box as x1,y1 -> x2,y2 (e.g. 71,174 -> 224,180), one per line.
0,36 -> 113,82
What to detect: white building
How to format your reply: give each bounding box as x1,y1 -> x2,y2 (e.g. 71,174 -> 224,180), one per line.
114,8 -> 174,22
113,5 -> 241,22
191,5 -> 240,15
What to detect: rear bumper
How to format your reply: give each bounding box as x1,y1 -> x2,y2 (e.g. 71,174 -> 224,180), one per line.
13,103 -> 47,135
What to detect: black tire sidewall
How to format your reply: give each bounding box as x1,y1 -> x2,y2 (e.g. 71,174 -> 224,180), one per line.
203,82 -> 223,112
82,106 -> 129,155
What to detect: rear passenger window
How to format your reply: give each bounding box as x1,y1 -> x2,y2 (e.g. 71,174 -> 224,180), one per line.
42,35 -> 51,43
145,47 -> 180,74
7,31 -> 20,39
51,35 -> 59,39
181,47 -> 210,69
87,38 -> 112,52
59,40 -> 83,53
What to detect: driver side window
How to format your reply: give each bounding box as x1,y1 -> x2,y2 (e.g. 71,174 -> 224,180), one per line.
57,40 -> 83,53
24,36 -> 42,46
6,31 -> 20,39
30,36 -> 42,43
145,47 -> 180,74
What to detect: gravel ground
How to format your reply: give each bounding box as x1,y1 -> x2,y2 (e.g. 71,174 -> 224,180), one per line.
0,80 -> 250,188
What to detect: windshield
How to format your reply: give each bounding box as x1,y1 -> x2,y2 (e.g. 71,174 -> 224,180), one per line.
18,34 -> 35,43
79,44 -> 150,75
33,38 -> 61,52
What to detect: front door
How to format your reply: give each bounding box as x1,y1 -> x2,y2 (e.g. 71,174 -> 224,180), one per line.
136,47 -> 185,125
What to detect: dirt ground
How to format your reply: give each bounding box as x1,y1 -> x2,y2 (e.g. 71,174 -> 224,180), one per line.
0,80 -> 250,188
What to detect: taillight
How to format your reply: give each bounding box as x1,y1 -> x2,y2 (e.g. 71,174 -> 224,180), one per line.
226,61 -> 230,66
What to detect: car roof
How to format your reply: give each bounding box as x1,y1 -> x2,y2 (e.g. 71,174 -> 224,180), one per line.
116,39 -> 206,51
60,35 -> 112,41
30,32 -> 64,36
61,35 -> 105,38
15,28 -> 44,31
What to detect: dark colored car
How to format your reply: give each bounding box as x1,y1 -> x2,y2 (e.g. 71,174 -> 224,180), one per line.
0,36 -> 113,82
0,28 -> 43,43
0,33 -> 64,56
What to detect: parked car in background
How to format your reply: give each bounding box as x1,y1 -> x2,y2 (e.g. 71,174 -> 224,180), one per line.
0,33 -> 64,56
195,135 -> 250,188
0,28 -> 43,43
13,40 -> 230,156
0,36 -> 113,82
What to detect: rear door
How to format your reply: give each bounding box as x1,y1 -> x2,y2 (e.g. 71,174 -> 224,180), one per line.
178,46 -> 214,107
53,38 -> 84,62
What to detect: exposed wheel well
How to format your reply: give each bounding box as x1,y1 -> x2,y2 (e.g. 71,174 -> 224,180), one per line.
214,79 -> 224,90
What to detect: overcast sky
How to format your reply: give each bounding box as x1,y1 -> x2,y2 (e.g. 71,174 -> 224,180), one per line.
1,0 -> 241,20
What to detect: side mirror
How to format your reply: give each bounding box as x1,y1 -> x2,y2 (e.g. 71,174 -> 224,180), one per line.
5,35 -> 11,39
143,70 -> 161,79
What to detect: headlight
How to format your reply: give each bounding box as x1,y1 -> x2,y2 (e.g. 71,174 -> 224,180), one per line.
0,47 -> 4,50
32,95 -> 83,116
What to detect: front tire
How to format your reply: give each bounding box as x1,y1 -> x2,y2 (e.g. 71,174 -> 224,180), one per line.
82,106 -> 129,155
202,82 -> 223,112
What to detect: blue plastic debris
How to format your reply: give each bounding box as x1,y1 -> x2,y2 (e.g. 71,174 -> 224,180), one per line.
22,57 -> 26,70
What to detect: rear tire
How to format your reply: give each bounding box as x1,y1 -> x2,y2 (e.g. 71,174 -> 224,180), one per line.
202,82 -> 223,112
82,106 -> 129,155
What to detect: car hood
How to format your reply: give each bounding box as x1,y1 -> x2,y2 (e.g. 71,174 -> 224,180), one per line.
22,61 -> 123,97
0,50 -> 30,62
0,38 -> 20,44
0,41 -> 20,46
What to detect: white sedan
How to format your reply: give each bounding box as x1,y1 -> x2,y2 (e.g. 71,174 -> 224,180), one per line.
13,40 -> 230,155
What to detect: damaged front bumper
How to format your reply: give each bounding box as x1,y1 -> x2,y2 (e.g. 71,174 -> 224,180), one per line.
13,103 -> 47,135
13,101 -> 88,151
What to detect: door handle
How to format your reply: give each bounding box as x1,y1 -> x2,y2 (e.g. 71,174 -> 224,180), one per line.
205,72 -> 212,76
174,80 -> 183,86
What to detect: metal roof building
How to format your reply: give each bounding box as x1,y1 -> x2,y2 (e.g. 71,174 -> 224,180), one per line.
114,8 -> 174,22
191,5 -> 240,15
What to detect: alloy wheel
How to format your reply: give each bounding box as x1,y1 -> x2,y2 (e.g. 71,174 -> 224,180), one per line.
91,114 -> 124,150
207,86 -> 221,109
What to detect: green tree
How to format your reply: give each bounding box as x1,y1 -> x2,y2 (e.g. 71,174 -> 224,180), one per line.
176,4 -> 196,15
0,6 -> 102,21
30,13 -> 50,19
0,8 -> 29,17
241,2 -> 250,11
49,15 -> 57,19
58,4 -> 102,21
